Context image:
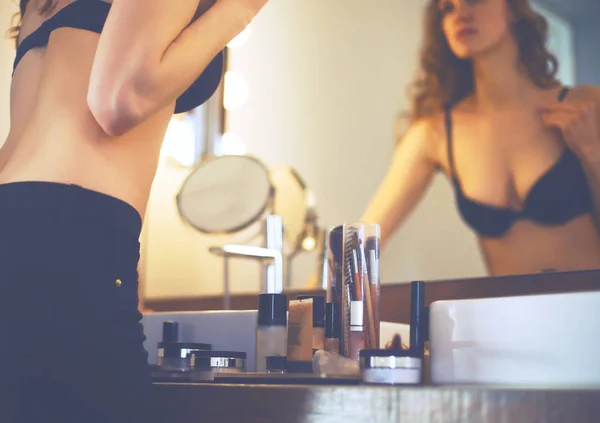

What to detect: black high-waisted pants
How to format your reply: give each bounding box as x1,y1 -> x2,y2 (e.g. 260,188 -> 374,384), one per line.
0,182 -> 158,423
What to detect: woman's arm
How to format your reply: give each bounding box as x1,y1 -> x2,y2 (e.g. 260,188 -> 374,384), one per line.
305,119 -> 438,289
359,118 -> 439,248
88,0 -> 266,136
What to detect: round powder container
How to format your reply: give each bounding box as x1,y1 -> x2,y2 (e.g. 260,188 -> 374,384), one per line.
359,349 -> 422,385
157,342 -> 212,372
190,350 -> 247,381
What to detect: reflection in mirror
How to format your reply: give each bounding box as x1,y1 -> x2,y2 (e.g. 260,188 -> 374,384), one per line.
141,0 -> 600,305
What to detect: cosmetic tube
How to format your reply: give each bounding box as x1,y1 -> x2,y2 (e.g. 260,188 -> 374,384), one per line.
326,226 -> 344,335
325,302 -> 340,354
256,293 -> 288,372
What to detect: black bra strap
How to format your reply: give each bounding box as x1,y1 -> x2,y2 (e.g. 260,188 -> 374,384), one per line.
558,86 -> 570,102
444,107 -> 457,179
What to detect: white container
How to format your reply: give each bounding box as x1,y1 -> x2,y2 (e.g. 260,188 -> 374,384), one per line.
429,291 -> 600,386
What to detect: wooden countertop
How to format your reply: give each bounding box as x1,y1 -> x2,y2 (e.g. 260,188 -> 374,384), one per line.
153,382 -> 599,423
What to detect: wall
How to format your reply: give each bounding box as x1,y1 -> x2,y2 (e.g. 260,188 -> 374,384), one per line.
532,1 -> 576,85
533,0 -> 600,87
0,2 -> 17,146
573,24 -> 600,86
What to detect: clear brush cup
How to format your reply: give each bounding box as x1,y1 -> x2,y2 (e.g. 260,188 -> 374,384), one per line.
340,222 -> 381,360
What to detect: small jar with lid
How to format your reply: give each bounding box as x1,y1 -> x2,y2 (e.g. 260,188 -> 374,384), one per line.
156,320 -> 212,372
190,350 -> 247,381
359,349 -> 422,385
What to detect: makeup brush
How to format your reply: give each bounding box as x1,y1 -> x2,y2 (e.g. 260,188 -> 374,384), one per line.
359,239 -> 377,348
342,225 -> 358,357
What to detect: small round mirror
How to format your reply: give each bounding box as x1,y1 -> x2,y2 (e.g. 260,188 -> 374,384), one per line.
176,155 -> 273,234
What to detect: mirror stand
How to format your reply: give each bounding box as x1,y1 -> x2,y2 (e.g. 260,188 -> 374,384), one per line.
209,215 -> 284,310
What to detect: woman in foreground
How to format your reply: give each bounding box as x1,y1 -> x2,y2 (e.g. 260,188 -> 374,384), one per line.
0,0 -> 267,421
363,0 -> 600,276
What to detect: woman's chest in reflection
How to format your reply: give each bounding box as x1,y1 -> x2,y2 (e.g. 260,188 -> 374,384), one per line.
443,111 -> 569,210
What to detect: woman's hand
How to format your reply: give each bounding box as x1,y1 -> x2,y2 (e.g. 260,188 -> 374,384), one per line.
541,100 -> 600,163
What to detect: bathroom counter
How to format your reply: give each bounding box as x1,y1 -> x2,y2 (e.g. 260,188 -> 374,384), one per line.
153,382 -> 599,423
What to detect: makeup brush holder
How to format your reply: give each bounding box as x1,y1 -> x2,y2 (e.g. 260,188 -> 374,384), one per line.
339,222 -> 381,360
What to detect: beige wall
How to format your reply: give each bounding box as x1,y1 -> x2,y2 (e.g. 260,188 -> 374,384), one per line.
0,3 -> 17,146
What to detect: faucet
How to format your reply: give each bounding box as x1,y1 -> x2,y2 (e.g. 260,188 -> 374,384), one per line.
209,215 -> 284,309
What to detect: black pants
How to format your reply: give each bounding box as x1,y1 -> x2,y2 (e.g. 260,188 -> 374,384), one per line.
0,182 -> 158,423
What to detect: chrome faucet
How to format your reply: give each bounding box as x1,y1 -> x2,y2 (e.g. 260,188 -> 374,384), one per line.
209,215 -> 284,309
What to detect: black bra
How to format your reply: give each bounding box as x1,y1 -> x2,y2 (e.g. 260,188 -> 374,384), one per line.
445,87 -> 594,238
13,0 -> 224,114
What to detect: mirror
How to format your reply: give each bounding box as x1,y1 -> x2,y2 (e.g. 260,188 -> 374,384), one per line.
141,0 -> 600,305
177,155 -> 273,235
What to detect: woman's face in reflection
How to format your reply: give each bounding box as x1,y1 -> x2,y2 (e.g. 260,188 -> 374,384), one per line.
439,0 -> 513,59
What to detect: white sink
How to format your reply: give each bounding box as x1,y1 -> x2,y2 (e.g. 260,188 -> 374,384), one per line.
429,291 -> 600,386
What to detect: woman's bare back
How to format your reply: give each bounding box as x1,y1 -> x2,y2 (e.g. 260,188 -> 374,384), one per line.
0,0 -> 177,216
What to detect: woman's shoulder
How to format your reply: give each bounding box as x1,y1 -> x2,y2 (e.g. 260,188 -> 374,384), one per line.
400,113 -> 447,143
394,113 -> 447,167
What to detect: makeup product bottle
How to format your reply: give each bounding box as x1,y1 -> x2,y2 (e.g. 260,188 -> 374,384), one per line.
255,293 -> 288,372
286,298 -> 314,365
325,302 -> 340,353
297,295 -> 326,352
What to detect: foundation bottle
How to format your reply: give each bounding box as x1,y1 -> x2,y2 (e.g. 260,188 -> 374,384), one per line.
255,293 -> 288,372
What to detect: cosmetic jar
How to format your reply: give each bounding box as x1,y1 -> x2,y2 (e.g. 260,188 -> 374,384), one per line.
359,349 -> 422,385
266,355 -> 287,373
157,342 -> 212,372
190,350 -> 247,381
